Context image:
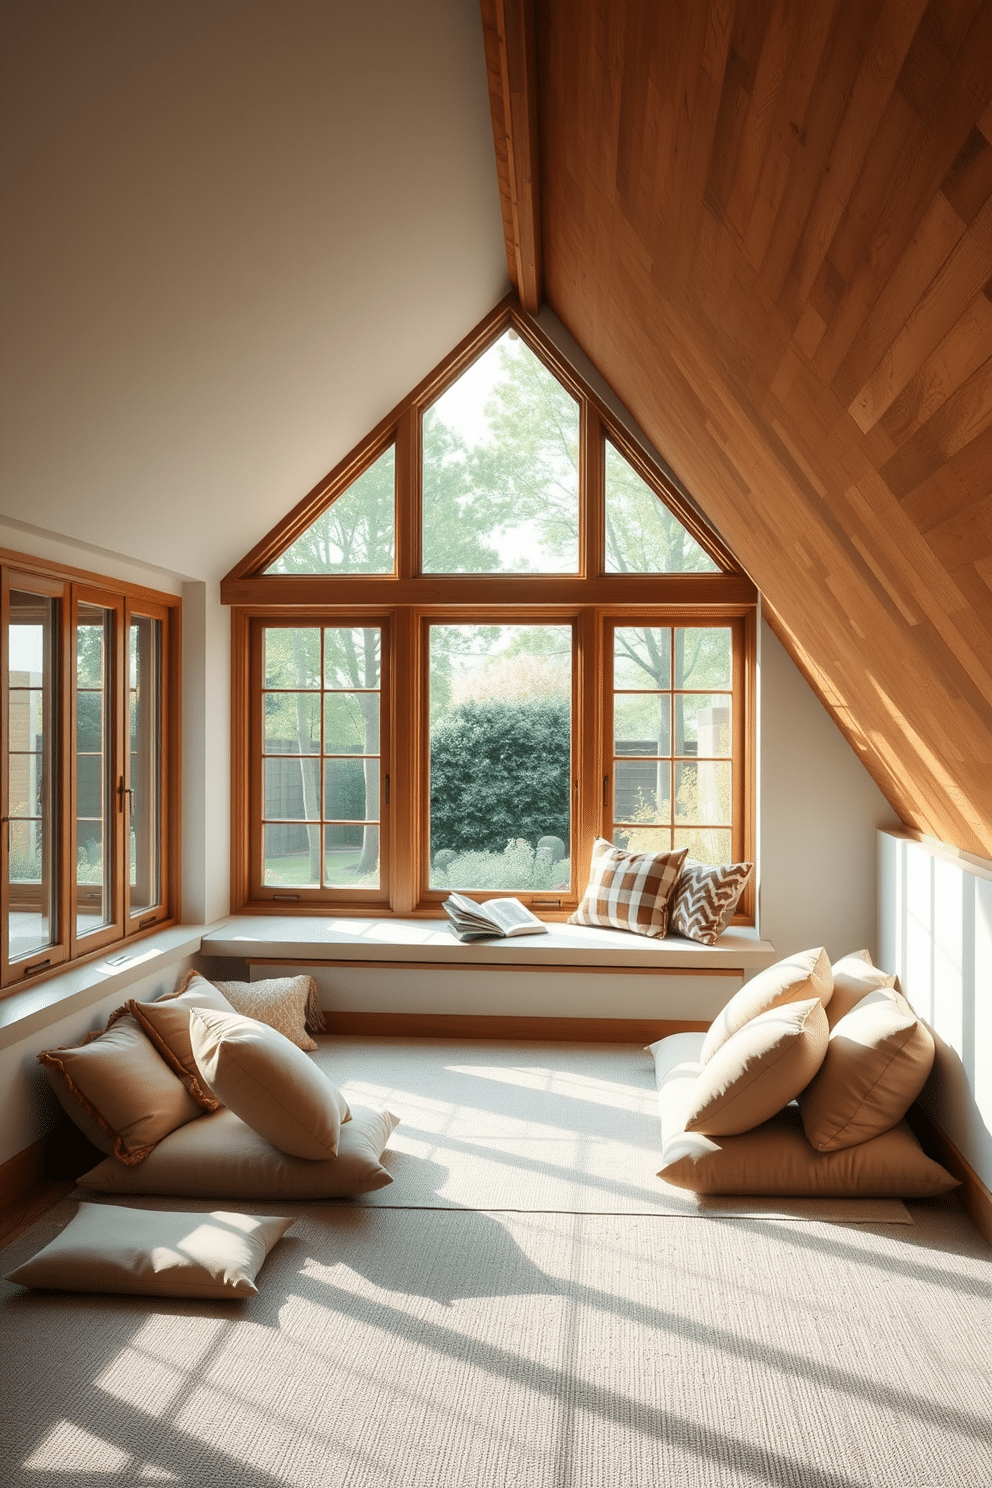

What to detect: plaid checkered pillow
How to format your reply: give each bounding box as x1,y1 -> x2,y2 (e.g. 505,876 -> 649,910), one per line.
568,838 -> 688,937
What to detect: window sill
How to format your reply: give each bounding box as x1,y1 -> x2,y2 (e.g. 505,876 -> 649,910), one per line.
203,914 -> 776,971
0,925 -> 211,1051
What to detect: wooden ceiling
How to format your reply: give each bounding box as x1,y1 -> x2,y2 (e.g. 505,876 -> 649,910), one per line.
482,0 -> 992,859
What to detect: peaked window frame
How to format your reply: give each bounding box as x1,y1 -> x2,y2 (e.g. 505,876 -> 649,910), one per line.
225,296 -> 757,921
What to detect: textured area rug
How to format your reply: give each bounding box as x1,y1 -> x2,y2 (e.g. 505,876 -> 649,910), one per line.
2,1199 -> 988,1488
316,1037 -> 912,1222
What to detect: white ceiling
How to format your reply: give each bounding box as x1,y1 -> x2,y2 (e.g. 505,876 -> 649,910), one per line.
1,0 -> 508,582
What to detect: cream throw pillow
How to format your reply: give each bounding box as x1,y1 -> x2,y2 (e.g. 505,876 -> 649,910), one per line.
6,1203 -> 292,1298
684,999 -> 828,1136
129,974 -> 238,1109
189,1007 -> 350,1160
700,947 -> 832,1063
799,989 -> 936,1150
209,974 -> 323,1051
39,1011 -> 203,1165
827,950 -> 897,1028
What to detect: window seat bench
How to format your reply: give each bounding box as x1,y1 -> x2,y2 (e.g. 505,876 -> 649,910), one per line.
200,916 -> 778,1042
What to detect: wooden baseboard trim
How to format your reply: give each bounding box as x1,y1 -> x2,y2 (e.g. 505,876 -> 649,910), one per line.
907,1106 -> 992,1246
251,957 -> 742,977
321,1011 -> 709,1042
1,1117 -> 106,1218
0,1136 -> 48,1216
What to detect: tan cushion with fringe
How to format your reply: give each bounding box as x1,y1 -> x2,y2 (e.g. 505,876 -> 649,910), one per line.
129,973 -> 238,1109
700,947 -> 833,1063
189,1006 -> 350,1160
799,989 -> 936,1151
39,1011 -> 202,1165
6,1204 -> 293,1299
79,1104 -> 399,1200
684,999 -> 828,1136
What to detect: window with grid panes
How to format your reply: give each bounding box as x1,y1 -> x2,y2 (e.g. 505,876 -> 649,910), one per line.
226,302 -> 756,920
2,555 -> 179,991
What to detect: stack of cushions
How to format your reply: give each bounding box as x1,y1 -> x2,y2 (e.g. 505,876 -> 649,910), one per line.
569,838 -> 753,944
649,947 -> 958,1197
39,972 -> 399,1200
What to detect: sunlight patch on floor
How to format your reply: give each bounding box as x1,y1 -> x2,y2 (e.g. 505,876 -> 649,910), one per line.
23,1421 -> 132,1473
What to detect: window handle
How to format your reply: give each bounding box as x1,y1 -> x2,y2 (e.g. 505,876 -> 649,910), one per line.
603,775 -> 610,807
118,779 -> 134,817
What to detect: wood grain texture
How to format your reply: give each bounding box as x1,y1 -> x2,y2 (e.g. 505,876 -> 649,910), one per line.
480,0 -> 542,312
533,0 -> 992,858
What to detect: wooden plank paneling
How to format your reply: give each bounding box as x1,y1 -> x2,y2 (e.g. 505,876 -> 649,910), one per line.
530,0 -> 992,858
481,0 -> 542,313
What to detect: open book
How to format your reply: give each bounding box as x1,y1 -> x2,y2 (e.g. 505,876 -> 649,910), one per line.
443,892 -> 550,941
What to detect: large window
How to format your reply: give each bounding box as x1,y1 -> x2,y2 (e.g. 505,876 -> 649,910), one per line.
2,555 -> 179,990
227,302 -> 756,920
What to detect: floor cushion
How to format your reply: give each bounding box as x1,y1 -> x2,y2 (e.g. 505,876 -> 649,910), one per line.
78,1104 -> 399,1200
6,1203 -> 292,1298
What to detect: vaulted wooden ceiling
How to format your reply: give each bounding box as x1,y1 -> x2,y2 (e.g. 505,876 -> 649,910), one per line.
482,0 -> 992,859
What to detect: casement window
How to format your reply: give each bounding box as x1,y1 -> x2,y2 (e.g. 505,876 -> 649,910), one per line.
226,300 -> 756,920
1,555 -> 179,990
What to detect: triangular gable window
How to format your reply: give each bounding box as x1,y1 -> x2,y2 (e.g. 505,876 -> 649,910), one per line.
422,330 -> 580,574
604,439 -> 719,574
223,299 -> 755,920
264,445 -> 395,575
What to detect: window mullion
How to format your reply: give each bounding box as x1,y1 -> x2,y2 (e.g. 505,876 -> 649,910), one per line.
390,608 -> 418,913
395,407 -> 419,581
581,403 -> 603,580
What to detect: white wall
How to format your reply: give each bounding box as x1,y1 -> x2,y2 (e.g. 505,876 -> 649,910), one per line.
757,621 -> 900,960
879,830 -> 992,1193
181,583 -> 230,923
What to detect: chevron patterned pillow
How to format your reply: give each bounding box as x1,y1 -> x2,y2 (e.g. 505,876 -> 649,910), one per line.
669,859 -> 753,945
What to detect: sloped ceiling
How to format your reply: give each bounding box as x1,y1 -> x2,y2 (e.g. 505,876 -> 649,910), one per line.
485,0 -> 992,858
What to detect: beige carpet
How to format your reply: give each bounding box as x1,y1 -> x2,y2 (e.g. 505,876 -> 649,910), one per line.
319,1037 -> 912,1222
2,1196 -> 989,1488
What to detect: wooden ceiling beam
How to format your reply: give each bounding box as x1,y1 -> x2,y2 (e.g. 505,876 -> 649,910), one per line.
480,0 -> 542,313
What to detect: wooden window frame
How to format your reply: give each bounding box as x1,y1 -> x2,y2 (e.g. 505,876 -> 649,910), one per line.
1,548 -> 180,994
225,297 -> 757,922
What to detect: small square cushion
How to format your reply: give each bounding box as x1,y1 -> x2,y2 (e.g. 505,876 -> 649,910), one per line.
189,1006 -> 350,1160
799,989 -> 936,1151
684,998 -> 828,1136
700,946 -> 833,1063
827,950 -> 897,1028
6,1203 -> 292,1298
39,1011 -> 203,1165
189,971 -> 324,1051
669,859 -> 753,945
129,974 -> 238,1109
567,837 -> 687,938
79,1104 -> 399,1200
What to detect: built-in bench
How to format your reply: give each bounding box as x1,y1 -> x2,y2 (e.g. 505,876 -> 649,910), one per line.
201,915 -> 777,1042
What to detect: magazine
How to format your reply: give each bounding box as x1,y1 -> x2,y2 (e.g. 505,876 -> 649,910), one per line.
443,892 -> 550,941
